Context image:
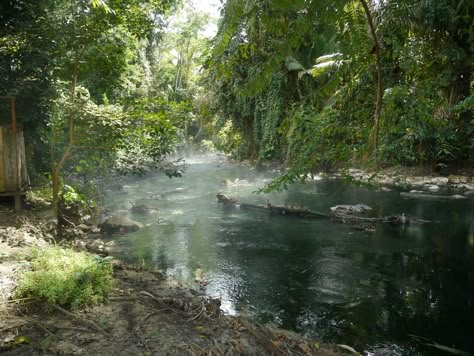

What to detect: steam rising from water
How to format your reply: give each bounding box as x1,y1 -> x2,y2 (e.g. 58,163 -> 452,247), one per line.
104,154 -> 474,354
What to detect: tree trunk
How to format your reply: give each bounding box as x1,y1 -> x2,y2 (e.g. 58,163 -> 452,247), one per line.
360,0 -> 383,172
51,2 -> 79,214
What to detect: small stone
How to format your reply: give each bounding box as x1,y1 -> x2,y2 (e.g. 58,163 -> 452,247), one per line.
431,177 -> 449,185
98,214 -> 142,234
406,177 -> 425,186
448,175 -> 469,184
427,185 -> 440,192
52,341 -> 84,354
76,224 -> 91,232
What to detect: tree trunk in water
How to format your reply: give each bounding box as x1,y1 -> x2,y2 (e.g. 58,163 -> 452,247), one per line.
216,192 -> 330,218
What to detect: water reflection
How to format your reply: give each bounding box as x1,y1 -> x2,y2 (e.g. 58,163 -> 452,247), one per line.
105,156 -> 474,354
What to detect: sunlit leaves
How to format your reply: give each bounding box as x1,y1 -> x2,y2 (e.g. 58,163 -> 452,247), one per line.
90,0 -> 112,13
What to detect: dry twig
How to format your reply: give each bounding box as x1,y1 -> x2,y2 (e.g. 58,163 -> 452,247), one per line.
52,305 -> 110,338
143,308 -> 171,322
20,316 -> 55,337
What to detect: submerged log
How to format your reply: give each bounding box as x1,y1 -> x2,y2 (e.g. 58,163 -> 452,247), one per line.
161,187 -> 187,198
401,192 -> 466,201
217,193 -> 432,229
331,210 -> 430,226
216,192 -> 240,207
216,193 -> 330,218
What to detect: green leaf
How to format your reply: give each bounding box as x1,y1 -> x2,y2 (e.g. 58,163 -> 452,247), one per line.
14,336 -> 30,345
285,56 -> 305,72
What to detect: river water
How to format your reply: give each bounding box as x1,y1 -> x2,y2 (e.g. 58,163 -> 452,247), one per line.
104,155 -> 474,355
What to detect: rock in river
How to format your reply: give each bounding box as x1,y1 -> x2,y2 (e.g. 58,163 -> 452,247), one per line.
330,204 -> 372,214
98,214 -> 143,234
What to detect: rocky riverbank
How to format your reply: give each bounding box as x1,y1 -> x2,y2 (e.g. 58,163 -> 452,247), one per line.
235,157 -> 474,194
343,166 -> 474,193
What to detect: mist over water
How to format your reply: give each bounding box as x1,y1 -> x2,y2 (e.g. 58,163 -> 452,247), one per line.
104,154 -> 474,355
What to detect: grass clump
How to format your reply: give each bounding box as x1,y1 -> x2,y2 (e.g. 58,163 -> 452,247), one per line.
15,247 -> 113,309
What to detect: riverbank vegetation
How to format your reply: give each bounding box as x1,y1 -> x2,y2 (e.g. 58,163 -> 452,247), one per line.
205,0 -> 473,187
1,0 -> 205,211
1,0 -> 472,205
15,247 -> 113,309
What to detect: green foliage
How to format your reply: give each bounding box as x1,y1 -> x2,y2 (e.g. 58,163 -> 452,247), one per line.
2,0 -> 472,198
253,73 -> 287,159
0,0 -> 183,189
212,121 -> 243,156
15,247 -> 113,310
205,0 -> 473,189
26,186 -> 54,209
61,185 -> 87,208
380,84 -> 461,164
114,98 -> 190,175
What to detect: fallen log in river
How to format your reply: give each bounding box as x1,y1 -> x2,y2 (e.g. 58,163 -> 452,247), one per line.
216,193 -> 433,230
400,192 -> 466,201
216,192 -> 330,218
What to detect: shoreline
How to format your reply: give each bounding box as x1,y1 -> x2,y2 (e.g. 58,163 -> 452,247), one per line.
1,159 -> 472,354
341,166 -> 474,193
0,205 -> 341,355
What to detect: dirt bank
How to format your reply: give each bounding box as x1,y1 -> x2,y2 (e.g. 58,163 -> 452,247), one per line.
0,205 -> 343,355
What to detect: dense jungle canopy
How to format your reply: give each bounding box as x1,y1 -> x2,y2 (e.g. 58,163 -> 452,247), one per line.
0,0 -> 472,202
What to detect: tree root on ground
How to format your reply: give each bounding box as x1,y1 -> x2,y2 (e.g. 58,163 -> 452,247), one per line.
52,304 -> 111,338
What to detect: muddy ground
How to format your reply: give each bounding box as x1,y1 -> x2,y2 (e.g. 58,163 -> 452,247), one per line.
0,204 -> 343,355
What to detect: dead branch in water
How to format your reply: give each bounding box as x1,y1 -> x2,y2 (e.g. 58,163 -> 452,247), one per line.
216,193 -> 432,227
216,193 -> 330,219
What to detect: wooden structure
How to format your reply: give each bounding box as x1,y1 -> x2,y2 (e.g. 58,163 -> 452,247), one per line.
0,96 -> 28,210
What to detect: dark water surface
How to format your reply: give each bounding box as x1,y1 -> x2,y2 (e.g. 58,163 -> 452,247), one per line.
104,156 -> 474,355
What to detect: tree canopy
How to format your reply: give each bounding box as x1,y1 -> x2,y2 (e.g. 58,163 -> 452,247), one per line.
204,0 -> 473,188
0,0 -> 472,203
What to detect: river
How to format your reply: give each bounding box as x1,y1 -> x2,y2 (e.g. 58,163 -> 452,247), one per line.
103,155 -> 474,355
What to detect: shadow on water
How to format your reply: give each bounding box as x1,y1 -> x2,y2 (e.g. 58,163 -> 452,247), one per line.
104,155 -> 474,355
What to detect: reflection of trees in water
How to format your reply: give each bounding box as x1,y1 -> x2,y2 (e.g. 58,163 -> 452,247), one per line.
211,215 -> 323,329
125,223 -> 179,272
292,224 -> 474,353
369,225 -> 474,352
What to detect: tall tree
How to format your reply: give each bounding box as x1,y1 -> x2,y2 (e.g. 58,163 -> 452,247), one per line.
205,0 -> 473,190
1,0 -> 179,212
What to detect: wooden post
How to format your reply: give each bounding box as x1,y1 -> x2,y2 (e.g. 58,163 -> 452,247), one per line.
10,97 -> 21,191
14,195 -> 22,211
0,96 -> 27,211
11,96 -> 16,133
0,126 -> 4,192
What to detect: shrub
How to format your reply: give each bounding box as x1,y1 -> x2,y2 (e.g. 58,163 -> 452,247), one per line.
15,247 -> 113,309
